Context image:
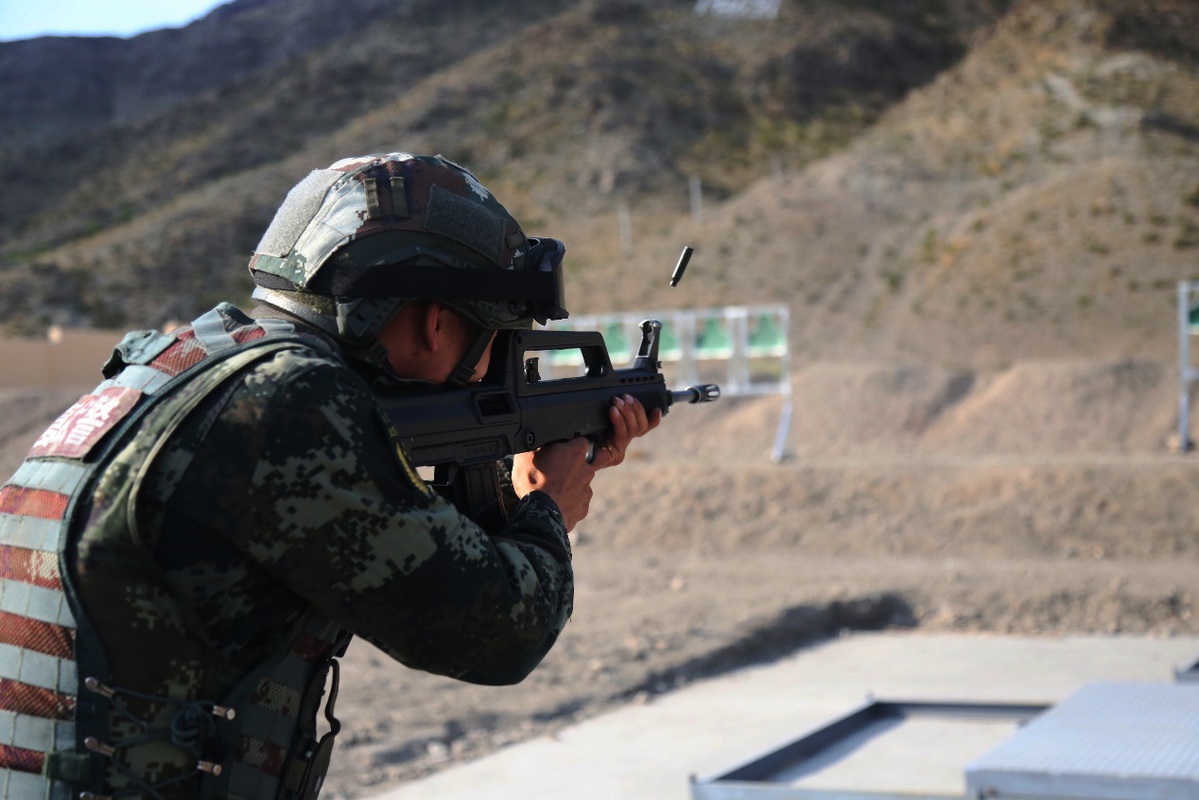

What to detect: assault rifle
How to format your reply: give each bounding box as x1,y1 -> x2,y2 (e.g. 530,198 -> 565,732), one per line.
377,318 -> 720,524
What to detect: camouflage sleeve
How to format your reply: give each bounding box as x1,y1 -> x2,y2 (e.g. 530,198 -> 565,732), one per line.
167,347 -> 573,685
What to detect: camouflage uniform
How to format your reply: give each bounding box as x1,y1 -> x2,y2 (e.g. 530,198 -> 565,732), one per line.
0,302 -> 573,799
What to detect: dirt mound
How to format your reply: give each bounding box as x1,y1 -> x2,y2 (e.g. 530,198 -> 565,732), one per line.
590,456 -> 1199,557
925,360 -> 1177,454
788,362 -> 983,456
631,358 -> 1181,463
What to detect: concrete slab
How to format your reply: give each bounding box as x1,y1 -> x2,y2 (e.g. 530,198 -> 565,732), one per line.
366,633 -> 1199,800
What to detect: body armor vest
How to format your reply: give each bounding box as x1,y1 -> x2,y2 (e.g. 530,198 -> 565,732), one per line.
0,306 -> 351,800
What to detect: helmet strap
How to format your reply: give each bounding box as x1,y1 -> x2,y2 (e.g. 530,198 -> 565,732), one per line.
447,327 -> 494,386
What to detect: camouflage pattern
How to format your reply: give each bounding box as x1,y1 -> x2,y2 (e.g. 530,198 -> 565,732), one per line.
144,308 -> 573,681
249,152 -> 550,339
250,152 -> 528,282
0,303 -> 574,799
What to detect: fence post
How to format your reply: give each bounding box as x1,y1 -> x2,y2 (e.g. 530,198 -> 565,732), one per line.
689,175 -> 703,223
618,202 -> 634,259
1179,281 -> 1195,452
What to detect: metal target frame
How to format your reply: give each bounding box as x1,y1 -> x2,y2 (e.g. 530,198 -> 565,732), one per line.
544,305 -> 792,462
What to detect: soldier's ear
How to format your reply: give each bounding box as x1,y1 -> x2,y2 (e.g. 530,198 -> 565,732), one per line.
427,301 -> 479,356
423,301 -> 453,353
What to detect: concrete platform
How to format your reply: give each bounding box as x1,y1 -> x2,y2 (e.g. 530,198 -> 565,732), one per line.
367,632 -> 1199,800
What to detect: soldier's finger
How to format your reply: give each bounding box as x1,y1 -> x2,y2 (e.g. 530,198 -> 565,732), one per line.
622,394 -> 651,435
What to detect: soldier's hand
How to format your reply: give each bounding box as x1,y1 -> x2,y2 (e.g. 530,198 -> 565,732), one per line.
512,437 -> 596,532
591,394 -> 662,470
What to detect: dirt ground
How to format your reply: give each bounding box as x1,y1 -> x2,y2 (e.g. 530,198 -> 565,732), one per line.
1,359 -> 1196,799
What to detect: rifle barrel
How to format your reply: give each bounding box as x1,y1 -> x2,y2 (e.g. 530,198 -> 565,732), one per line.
670,384 -> 721,404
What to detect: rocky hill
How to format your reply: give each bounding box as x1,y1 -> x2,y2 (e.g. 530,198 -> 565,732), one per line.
2,0 -> 1005,330
628,0 -> 1199,367
3,6 -> 1199,793
0,0 -> 464,150
2,0 -> 1197,371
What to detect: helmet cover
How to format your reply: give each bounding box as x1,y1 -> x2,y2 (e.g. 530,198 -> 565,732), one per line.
249,152 -> 567,343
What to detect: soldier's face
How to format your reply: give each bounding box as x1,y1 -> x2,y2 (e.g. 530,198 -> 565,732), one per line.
378,301 -> 495,384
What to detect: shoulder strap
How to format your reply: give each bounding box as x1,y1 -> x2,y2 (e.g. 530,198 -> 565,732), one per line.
125,338 -> 312,548
191,307 -> 240,353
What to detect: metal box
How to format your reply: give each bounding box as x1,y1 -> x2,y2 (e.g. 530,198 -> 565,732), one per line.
966,682 -> 1199,800
690,699 -> 1046,800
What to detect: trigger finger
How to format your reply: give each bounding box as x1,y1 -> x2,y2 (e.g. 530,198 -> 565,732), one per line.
610,398 -> 631,438
625,394 -> 650,433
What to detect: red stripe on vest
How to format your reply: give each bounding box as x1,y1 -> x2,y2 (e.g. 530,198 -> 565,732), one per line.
150,331 -> 207,377
292,631 -> 335,663
0,677 -> 75,721
237,735 -> 286,777
0,743 -> 45,774
248,678 -> 298,718
0,610 -> 74,660
0,486 -> 69,521
235,327 -> 267,344
0,545 -> 61,590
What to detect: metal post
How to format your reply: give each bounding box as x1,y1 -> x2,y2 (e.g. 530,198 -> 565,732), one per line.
729,308 -> 749,395
618,202 -> 633,259
689,175 -> 703,223
771,398 -> 791,464
1179,281 -> 1193,452
678,311 -> 698,388
772,305 -> 792,463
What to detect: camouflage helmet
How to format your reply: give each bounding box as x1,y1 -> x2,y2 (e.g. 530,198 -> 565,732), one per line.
249,152 -> 568,353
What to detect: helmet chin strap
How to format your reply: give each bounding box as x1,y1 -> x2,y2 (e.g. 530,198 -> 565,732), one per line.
447,326 -> 495,386
348,337 -> 402,379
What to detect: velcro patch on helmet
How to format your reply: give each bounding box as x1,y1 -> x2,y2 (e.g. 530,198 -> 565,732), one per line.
255,169 -> 344,257
424,184 -> 505,267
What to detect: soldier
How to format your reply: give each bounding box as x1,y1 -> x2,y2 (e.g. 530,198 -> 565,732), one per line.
0,152 -> 660,799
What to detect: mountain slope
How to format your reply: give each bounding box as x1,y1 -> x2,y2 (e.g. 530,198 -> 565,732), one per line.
0,0 -> 1009,333
0,0 -> 418,151
4,0 -> 1197,373
641,0 -> 1199,366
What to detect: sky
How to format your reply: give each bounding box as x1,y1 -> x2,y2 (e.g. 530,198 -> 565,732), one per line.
0,0 -> 228,42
